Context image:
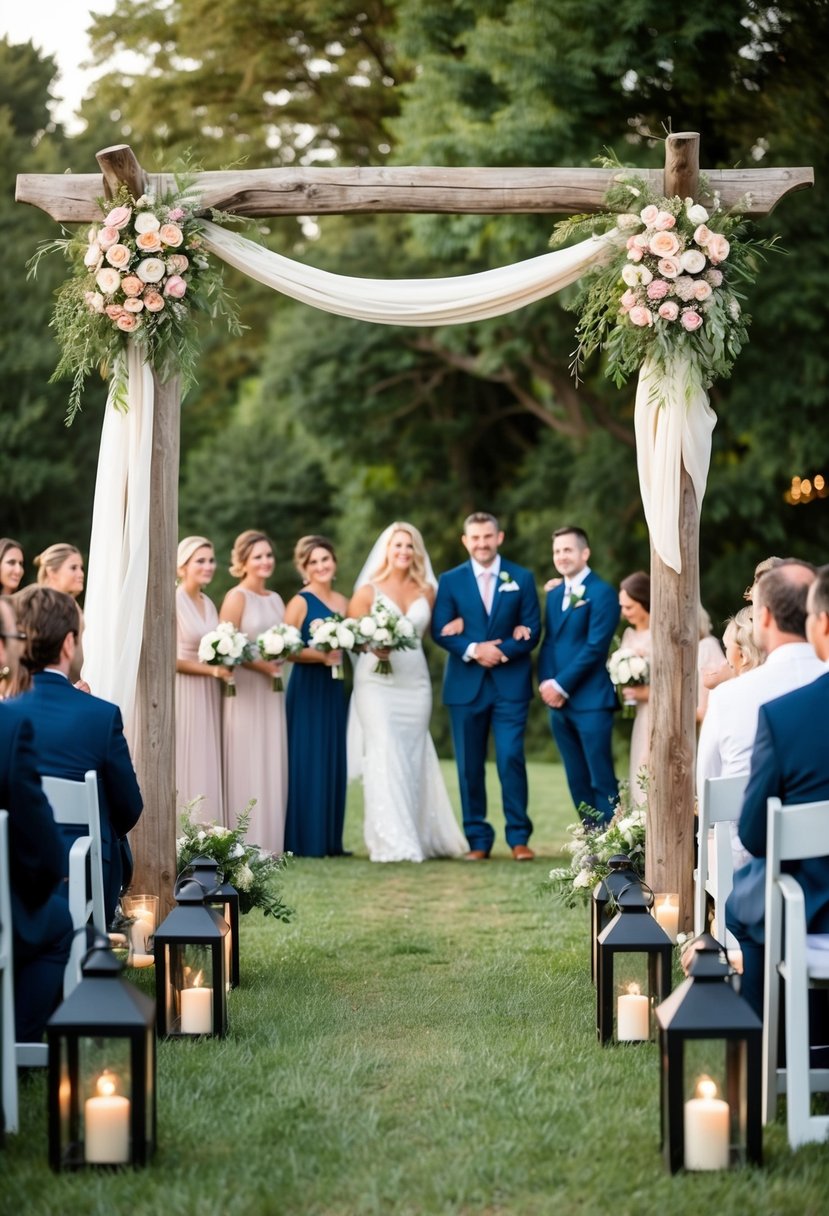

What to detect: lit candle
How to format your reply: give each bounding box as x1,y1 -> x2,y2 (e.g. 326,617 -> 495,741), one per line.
180,972 -> 213,1034
684,1075 -> 730,1170
84,1071 -> 130,1164
654,894 -> 679,943
129,911 -> 154,955
617,982 -> 650,1041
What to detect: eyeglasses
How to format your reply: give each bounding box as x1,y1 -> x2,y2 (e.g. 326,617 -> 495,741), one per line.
0,630 -> 26,641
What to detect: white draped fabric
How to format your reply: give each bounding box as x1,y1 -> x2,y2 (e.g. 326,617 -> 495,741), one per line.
79,222 -> 711,725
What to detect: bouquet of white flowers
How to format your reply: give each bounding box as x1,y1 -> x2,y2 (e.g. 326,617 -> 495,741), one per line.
258,623 -> 304,692
309,614 -> 360,680
607,647 -> 650,717
355,602 -> 418,675
198,621 -> 253,696
547,800 -> 646,907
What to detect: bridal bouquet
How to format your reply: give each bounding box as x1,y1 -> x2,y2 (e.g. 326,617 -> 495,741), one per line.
547,802 -> 646,907
258,623 -> 303,692
28,173 -> 240,422
177,801 -> 293,920
355,603 -> 418,675
309,614 -> 360,680
198,621 -> 253,696
607,647 -> 650,718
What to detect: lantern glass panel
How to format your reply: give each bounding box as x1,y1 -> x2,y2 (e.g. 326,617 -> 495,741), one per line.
679,1038 -> 748,1170
56,1036 -> 134,1166
615,953 -> 653,1042
162,942 -> 216,1035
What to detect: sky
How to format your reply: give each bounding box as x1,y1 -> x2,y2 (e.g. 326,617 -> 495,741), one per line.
1,0 -> 119,131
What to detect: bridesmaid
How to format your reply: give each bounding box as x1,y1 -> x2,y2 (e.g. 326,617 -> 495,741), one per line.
618,570 -> 651,806
0,538 -> 25,597
175,536 -> 230,821
34,542 -> 86,686
220,530 -> 288,853
283,536 -> 349,857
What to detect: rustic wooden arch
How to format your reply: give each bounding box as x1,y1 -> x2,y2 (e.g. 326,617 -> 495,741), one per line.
17,134 -> 813,922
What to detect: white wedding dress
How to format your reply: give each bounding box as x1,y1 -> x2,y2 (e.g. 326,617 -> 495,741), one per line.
352,589 -> 467,863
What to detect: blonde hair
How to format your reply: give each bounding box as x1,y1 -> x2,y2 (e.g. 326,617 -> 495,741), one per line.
34,543 -> 81,588
293,535 -> 337,578
177,535 -> 213,576
371,522 -> 432,593
724,606 -> 763,673
229,530 -> 274,579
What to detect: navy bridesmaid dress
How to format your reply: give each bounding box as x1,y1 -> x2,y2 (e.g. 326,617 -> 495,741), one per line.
284,590 -> 348,855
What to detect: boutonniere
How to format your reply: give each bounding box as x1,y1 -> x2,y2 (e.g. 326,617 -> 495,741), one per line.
498,570 -> 519,592
568,586 -> 587,608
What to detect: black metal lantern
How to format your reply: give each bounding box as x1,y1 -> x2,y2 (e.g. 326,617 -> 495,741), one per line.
154,878 -> 229,1038
596,882 -> 673,1045
47,939 -> 156,1170
655,935 -> 762,1173
591,854 -> 640,983
186,855 -> 240,990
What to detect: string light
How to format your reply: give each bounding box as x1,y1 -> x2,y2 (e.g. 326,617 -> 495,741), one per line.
785,471 -> 828,505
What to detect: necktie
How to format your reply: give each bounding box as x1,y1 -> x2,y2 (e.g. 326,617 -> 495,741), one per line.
481,570 -> 494,613
563,582 -> 572,611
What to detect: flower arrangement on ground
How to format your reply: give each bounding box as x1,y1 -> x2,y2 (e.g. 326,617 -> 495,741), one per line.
198,621 -> 253,696
258,623 -> 303,691
547,796 -> 646,907
308,614 -> 360,680
177,801 -> 293,920
28,173 -> 240,422
607,647 -> 650,718
550,154 -> 779,395
354,602 -> 418,675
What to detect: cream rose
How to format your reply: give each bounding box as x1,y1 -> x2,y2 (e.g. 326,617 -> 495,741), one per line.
653,210 -> 676,230
706,233 -> 730,264
680,249 -> 706,274
621,263 -> 653,288
649,231 -> 680,258
97,226 -> 120,250
105,243 -> 131,269
123,297 -> 144,313
136,230 -> 163,253
121,275 -> 143,297
134,211 -> 160,233
657,256 -> 681,279
116,313 -> 142,332
83,244 -> 102,269
685,200 -> 709,225
693,280 -> 713,301
159,223 -> 184,247
693,224 -> 712,246
681,309 -> 703,332
105,304 -> 124,320
136,258 -> 165,284
626,246 -> 644,263
95,267 -> 121,294
143,291 -> 165,312
658,300 -> 680,322
639,204 -> 659,226
628,305 -> 653,327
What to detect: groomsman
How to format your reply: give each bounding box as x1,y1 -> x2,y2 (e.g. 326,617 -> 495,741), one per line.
433,513 -> 540,860
538,525 -> 619,823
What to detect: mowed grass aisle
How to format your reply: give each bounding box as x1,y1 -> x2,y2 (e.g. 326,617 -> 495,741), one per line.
3,764 -> 828,1216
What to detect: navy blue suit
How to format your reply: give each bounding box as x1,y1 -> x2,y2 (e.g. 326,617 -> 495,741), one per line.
538,572 -> 619,821
726,672 -> 829,1014
6,672 -> 143,924
433,558 -> 540,852
0,704 -> 73,1041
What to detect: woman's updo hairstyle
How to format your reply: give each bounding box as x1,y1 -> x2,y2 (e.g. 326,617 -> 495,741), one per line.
229,530 -> 274,579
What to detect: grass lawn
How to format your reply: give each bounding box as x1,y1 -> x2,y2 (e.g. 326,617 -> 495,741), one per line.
3,762 -> 828,1215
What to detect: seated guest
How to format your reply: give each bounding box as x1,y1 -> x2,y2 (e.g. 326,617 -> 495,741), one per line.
726,564 -> 829,1016
8,586 -> 143,924
0,599 -> 72,1041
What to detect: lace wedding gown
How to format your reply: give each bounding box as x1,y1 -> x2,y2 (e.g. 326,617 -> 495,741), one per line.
352,590 -> 467,862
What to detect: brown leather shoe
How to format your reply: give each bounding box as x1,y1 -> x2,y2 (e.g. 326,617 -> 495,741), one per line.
465,849 -> 491,861
512,845 -> 535,861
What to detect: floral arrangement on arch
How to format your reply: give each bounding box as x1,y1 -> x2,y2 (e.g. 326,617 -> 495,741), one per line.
546,795 -> 646,907
550,154 -> 779,393
28,174 -> 240,422
177,801 -> 293,921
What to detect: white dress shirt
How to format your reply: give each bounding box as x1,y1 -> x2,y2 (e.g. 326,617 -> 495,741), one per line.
463,556 -> 502,661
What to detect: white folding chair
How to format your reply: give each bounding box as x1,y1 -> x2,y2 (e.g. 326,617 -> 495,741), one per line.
0,811 -> 20,1133
762,796 -> 829,1146
694,774 -> 747,943
41,771 -> 106,998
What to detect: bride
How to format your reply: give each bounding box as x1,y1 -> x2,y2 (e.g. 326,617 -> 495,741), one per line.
348,522 -> 466,863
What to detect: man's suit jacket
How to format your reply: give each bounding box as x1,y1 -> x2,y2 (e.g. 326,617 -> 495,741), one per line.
0,705 -> 70,950
537,572 -> 619,711
6,672 -> 143,920
728,672 -> 829,940
432,559 -> 540,706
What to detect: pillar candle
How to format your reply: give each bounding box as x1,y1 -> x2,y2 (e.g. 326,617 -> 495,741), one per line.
654,895 -> 679,943
84,1073 -> 130,1164
180,985 -> 213,1034
684,1076 -> 730,1170
617,984 -> 650,1041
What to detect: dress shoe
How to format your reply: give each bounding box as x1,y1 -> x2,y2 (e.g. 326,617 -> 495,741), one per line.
465,849 -> 491,861
512,845 -> 535,862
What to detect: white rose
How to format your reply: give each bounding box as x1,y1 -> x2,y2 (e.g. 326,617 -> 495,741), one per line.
685,200 -> 710,224
396,618 -> 415,638
216,637 -> 233,656
359,616 -> 377,637
134,211 -> 161,233
680,249 -> 707,274
374,609 -> 390,628
617,659 -> 631,684
84,243 -> 102,269
336,626 -> 355,649
621,263 -> 653,288
136,257 -> 165,283
95,267 -> 121,294
374,628 -> 392,645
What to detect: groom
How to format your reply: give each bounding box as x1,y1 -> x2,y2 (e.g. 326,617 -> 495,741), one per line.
433,512 -> 540,860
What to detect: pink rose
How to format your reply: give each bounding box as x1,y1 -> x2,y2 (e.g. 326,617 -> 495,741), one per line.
105,304 -> 124,320
653,210 -> 676,230
633,233 -> 650,250
121,275 -> 143,297
105,243 -> 131,269
628,305 -> 654,328
649,231 -> 680,258
707,233 -> 730,264
658,301 -> 680,322
143,291 -> 165,312
116,312 -> 141,332
705,267 -> 724,287
103,205 -> 132,229
620,288 -> 638,313
681,309 -> 703,332
136,230 -> 163,253
166,254 -> 189,274
657,256 -> 681,279
693,280 -> 713,301
693,224 -> 712,246
168,207 -> 185,221
95,267 -> 121,294
97,226 -> 120,250
646,279 -> 669,301
123,297 -> 144,313
84,291 -> 104,314
159,223 -> 184,247
626,247 -> 643,263
639,204 -> 659,227
163,275 -> 187,298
